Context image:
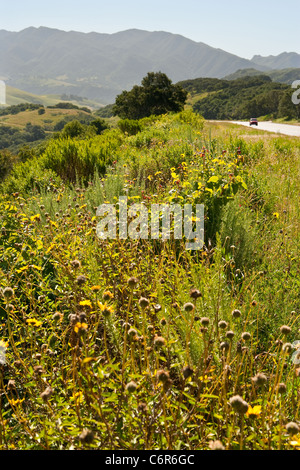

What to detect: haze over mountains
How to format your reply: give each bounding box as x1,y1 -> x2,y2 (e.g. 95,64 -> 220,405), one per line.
0,26 -> 299,105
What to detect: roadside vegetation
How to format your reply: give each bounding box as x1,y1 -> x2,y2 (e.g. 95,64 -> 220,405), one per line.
1,102 -> 300,450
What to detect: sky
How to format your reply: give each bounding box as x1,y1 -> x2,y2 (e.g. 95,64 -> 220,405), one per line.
1,0 -> 299,59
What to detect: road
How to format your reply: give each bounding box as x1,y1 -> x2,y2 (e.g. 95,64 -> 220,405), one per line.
230,120 -> 300,137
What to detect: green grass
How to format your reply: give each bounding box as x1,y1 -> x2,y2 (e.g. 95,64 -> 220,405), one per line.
0,112 -> 300,450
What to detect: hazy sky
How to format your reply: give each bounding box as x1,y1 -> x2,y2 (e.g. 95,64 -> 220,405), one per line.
1,0 -> 299,59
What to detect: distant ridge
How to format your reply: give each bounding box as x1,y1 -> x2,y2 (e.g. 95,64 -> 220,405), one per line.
0,27 -> 266,104
0,27 -> 298,105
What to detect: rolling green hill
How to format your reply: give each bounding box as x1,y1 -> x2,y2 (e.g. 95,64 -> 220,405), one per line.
224,67 -> 300,84
179,75 -> 300,120
4,85 -> 103,109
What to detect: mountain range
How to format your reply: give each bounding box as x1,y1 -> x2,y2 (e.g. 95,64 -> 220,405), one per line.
0,27 -> 299,105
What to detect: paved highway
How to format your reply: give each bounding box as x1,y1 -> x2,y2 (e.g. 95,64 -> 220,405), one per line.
231,120 -> 300,137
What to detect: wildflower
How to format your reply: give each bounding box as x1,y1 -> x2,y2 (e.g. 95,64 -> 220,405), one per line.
183,302 -> 195,313
78,428 -> 95,444
79,299 -> 92,308
102,290 -> 113,301
74,322 -> 88,334
290,438 -> 300,448
229,395 -> 249,414
98,302 -> 114,317
246,405 -> 262,418
209,440 -> 225,450
91,285 -> 101,292
139,297 -> 149,309
286,422 -> 300,436
2,287 -> 14,300
0,339 -> 7,365
9,398 -> 25,407
125,380 -> 138,393
26,318 -> 42,327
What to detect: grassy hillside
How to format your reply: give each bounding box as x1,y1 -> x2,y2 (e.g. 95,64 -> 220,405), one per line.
5,85 -> 104,109
0,111 -> 300,450
224,67 -> 300,85
179,76 -> 300,121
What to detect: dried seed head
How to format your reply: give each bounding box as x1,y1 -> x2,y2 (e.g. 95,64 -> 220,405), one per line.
286,422 -> 300,436
7,380 -> 16,390
125,380 -> 138,393
137,402 -> 148,413
229,395 -> 249,414
226,330 -> 235,340
182,366 -> 194,379
252,372 -> 268,387
156,369 -> 170,383
78,428 -> 95,444
209,440 -> 225,451
52,312 -> 63,322
232,309 -> 241,319
160,317 -> 167,326
218,320 -> 228,330
40,386 -> 53,402
127,328 -> 137,338
153,304 -> 162,313
280,325 -> 291,336
277,382 -> 287,394
183,302 -> 195,313
33,365 -> 44,375
153,336 -> 166,348
76,275 -> 87,286
3,287 -> 14,299
241,332 -> 251,341
282,342 -> 293,353
71,260 -> 81,269
200,317 -> 210,327
189,288 -> 202,300
139,297 -> 149,309
128,277 -> 139,289
220,341 -> 230,352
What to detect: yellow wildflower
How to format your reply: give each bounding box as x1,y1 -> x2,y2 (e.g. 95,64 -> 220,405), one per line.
26,319 -> 42,327
246,405 -> 262,418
